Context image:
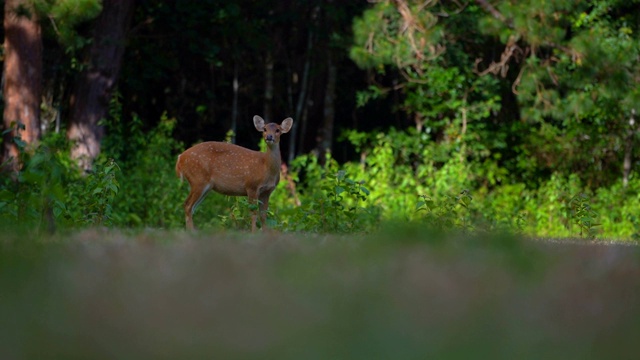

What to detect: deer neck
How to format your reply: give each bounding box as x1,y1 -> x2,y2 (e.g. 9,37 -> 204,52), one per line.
265,143 -> 282,173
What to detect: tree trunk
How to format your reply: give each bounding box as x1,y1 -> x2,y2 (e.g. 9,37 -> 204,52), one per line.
230,62 -> 239,144
298,72 -> 315,157
317,52 -> 337,164
2,0 -> 42,171
263,51 -> 274,122
67,0 -> 135,172
288,31 -> 313,163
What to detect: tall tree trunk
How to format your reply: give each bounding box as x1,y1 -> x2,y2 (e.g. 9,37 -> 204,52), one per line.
67,0 -> 135,171
288,31 -> 313,163
317,52 -> 337,164
286,63 -> 294,116
230,62 -> 239,144
298,72 -> 315,157
2,0 -> 42,171
263,51 -> 274,122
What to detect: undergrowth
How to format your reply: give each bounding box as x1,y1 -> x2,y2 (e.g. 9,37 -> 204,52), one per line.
1,116 -> 638,240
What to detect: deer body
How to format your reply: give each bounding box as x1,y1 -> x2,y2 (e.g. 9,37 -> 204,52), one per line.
176,116 -> 293,232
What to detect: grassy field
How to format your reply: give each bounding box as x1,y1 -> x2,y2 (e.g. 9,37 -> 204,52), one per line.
1,228 -> 639,359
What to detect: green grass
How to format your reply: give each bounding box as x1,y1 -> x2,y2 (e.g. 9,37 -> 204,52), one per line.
1,228 -> 639,359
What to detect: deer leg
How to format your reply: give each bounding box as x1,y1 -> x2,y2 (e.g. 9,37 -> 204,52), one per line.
247,190 -> 259,232
184,183 -> 210,230
258,193 -> 271,231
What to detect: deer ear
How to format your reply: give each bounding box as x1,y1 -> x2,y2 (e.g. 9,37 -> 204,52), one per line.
280,118 -> 293,133
253,115 -> 265,131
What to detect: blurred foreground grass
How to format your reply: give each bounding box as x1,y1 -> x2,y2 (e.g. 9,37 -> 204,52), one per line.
1,227 -> 639,359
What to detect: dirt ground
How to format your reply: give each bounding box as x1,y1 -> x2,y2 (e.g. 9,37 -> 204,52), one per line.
1,229 -> 639,359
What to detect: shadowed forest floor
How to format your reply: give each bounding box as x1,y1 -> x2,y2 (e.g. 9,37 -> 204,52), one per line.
1,229 -> 639,359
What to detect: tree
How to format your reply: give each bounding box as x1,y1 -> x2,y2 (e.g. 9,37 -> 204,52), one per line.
114,0 -> 367,165
2,0 -> 42,171
350,0 -> 640,188
476,0 -> 640,187
350,0 -> 502,181
67,0 -> 135,171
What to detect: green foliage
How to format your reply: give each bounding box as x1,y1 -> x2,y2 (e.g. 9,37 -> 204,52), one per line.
417,190 -> 474,233
629,216 -> 640,241
57,158 -> 121,227
314,169 -> 371,233
35,0 -> 102,52
104,113 -> 187,228
100,110 -> 271,231
339,127 -> 477,222
350,1 -> 506,193
84,159 -> 120,226
101,112 -> 383,233
341,0 -> 640,241
568,193 -> 599,239
0,136 -> 67,232
5,0 -> 640,241
218,197 -> 253,230
350,0 -> 640,191
350,0 -> 441,69
1,114 -> 637,240
478,0 -> 640,187
0,131 -> 122,232
335,127 -> 640,239
0,107 -> 635,240
273,154 -> 378,233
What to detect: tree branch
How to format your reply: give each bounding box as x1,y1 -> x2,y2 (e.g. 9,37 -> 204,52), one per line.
474,0 -> 512,27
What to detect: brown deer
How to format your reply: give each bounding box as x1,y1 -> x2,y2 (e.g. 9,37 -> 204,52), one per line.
175,115 -> 293,231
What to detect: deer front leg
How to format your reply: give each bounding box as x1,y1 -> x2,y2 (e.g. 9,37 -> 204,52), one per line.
247,190 -> 259,232
258,192 -> 272,231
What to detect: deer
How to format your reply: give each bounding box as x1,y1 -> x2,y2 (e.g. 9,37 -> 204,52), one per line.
175,115 -> 293,232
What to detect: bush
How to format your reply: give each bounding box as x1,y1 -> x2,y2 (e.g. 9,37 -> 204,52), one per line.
271,153 -> 380,233
0,132 -> 122,232
2,117 -> 638,240
106,113 -> 186,228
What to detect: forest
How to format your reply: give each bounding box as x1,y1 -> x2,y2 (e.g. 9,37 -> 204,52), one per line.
2,1 -> 640,358
1,0 -> 640,236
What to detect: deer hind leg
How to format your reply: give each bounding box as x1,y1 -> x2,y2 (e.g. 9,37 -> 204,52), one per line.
184,183 -> 211,230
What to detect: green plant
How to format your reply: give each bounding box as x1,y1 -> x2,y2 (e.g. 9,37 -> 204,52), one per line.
629,215 -> 640,241
78,159 -> 120,226
323,170 -> 371,232
295,171 -> 369,233
218,197 -> 255,231
0,130 -> 71,233
567,193 -> 599,239
417,190 -> 474,232
106,113 -> 187,228
278,154 -> 376,233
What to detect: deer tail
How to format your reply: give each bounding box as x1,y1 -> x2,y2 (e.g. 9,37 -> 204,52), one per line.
175,155 -> 184,182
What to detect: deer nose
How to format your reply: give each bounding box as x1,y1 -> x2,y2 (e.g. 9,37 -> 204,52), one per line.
265,134 -> 275,142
